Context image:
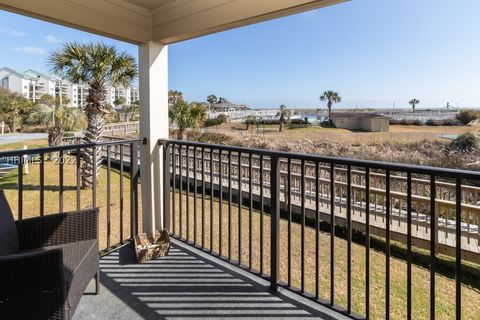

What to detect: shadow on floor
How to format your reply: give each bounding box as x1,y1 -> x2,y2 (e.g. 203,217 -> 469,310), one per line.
75,240 -> 344,320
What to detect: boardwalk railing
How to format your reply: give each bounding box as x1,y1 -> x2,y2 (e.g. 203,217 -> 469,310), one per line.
160,139 -> 480,320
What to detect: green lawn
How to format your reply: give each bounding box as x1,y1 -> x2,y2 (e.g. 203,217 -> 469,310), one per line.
173,192 -> 480,319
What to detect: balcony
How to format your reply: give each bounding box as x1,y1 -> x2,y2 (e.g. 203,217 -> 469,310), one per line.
1,138 -> 479,319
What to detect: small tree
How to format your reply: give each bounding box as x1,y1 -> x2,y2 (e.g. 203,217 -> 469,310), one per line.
409,98 -> 420,113
0,88 -> 32,132
320,90 -> 341,124
113,96 -> 126,109
207,94 -> 218,110
128,100 -> 140,121
32,94 -> 77,146
276,104 -> 291,132
169,90 -> 183,105
245,115 -> 256,130
169,99 -> 207,140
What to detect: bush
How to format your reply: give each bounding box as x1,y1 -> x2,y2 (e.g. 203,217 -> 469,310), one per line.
290,119 -> 309,125
456,109 -> 480,124
391,119 -> 423,126
106,111 -> 120,123
204,115 -> 227,127
320,121 -> 335,128
21,125 -> 48,133
450,132 -> 480,153
425,119 -> 462,126
185,130 -> 232,144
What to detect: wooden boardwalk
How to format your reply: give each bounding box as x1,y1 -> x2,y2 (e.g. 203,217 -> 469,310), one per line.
172,151 -> 480,264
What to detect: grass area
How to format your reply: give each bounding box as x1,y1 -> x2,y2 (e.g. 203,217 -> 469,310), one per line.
172,190 -> 480,320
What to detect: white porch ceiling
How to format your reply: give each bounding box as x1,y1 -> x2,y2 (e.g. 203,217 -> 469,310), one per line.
0,0 -> 346,44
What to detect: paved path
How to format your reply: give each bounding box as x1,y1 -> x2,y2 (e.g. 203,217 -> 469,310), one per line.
0,133 -> 47,145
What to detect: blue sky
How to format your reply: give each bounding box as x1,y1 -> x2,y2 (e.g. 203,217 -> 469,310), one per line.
0,0 -> 480,109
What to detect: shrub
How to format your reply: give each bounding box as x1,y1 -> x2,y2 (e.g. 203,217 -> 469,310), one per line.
204,115 -> 227,127
425,119 -> 463,126
21,125 -> 48,133
450,132 -> 480,153
217,114 -> 228,123
456,109 -> 480,124
320,121 -> 335,128
290,119 -> 309,125
442,119 -> 462,126
106,111 -> 120,123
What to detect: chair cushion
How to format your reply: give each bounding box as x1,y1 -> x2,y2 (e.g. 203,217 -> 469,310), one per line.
0,191 -> 19,256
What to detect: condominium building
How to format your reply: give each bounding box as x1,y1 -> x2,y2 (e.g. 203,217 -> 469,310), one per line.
0,67 -> 139,108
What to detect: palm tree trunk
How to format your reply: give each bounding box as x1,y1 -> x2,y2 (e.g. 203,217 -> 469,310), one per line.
279,121 -> 283,132
48,125 -> 64,147
328,101 -> 333,125
12,114 -> 17,133
81,85 -> 107,188
177,128 -> 186,140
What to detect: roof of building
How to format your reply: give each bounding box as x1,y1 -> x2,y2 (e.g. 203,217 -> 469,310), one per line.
1,66 -> 139,89
213,97 -> 249,110
331,112 -> 391,119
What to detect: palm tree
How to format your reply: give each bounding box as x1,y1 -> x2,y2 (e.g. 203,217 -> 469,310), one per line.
320,90 -> 342,124
32,94 -> 78,147
245,115 -> 256,130
169,99 -> 206,140
168,90 -> 183,105
206,94 -> 218,111
113,97 -> 127,121
276,104 -> 290,132
49,42 -> 137,188
409,98 -> 420,113
128,100 -> 140,121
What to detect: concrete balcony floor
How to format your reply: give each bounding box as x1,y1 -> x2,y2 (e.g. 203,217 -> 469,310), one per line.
74,239 -> 348,320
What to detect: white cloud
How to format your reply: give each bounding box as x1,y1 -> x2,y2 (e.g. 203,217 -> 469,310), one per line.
45,35 -> 63,43
0,27 -> 27,37
12,46 -> 46,55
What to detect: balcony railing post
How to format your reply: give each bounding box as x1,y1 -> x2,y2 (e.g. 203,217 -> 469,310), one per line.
130,142 -> 139,237
270,155 -> 280,291
162,141 -> 171,232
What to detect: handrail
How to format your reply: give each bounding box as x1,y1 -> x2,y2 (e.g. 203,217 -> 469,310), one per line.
0,138 -> 143,157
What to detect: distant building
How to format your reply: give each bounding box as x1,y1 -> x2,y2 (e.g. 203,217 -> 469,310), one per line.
0,67 -> 138,108
331,112 -> 390,132
212,97 -> 249,112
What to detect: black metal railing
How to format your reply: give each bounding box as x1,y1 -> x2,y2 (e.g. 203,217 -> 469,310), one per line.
160,139 -> 480,320
0,139 -> 142,254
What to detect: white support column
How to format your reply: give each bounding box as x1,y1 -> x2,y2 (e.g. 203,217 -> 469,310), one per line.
138,41 -> 169,232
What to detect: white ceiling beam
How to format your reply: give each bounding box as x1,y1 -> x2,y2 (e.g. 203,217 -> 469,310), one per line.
152,0 -> 347,44
0,0 -> 151,44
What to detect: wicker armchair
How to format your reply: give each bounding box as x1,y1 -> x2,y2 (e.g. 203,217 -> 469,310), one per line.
0,191 -> 99,320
